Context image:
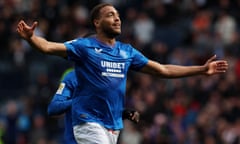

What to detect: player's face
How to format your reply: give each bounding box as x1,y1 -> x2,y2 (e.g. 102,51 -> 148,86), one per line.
97,6 -> 121,38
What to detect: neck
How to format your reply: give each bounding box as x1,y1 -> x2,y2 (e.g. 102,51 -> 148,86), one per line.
96,33 -> 116,47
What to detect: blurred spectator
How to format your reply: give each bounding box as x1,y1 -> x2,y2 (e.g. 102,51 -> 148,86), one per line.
3,100 -> 19,144
119,121 -> 142,144
29,114 -> 47,144
120,7 -> 137,44
133,11 -> 155,47
191,10 -> 213,57
235,59 -> 240,81
214,10 -> 238,48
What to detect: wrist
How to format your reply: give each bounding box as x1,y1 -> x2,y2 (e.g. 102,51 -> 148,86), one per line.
28,34 -> 34,42
25,34 -> 35,43
201,65 -> 208,75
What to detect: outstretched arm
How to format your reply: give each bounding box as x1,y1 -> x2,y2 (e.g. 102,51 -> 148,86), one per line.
16,20 -> 67,58
141,55 -> 228,78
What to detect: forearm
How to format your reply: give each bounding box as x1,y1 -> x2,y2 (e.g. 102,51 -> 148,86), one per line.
28,35 -> 51,53
17,20 -> 67,57
141,60 -> 207,78
28,35 -> 67,57
162,64 -> 207,78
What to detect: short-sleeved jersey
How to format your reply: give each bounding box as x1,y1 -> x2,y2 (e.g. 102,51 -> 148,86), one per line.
64,37 -> 148,130
47,68 -> 77,144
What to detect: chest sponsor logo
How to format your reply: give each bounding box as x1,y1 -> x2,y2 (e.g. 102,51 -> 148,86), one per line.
101,61 -> 125,78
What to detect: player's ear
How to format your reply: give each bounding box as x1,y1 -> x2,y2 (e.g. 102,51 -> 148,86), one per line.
94,19 -> 100,28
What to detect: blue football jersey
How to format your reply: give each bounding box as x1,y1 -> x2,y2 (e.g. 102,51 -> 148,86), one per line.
64,37 -> 148,130
48,68 -> 77,144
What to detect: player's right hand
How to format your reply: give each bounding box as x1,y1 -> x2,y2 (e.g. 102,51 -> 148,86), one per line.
16,20 -> 38,41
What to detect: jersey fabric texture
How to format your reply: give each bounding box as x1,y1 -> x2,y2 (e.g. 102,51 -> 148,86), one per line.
64,37 -> 149,130
47,68 -> 77,144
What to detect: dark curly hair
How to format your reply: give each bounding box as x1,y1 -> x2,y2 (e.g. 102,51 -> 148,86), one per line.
90,3 -> 113,29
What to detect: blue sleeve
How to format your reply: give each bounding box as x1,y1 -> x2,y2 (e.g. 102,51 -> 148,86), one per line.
47,94 -> 72,116
48,72 -> 75,116
64,38 -> 84,61
130,46 -> 149,70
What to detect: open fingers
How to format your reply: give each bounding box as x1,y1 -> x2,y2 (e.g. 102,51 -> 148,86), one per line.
17,20 -> 27,32
215,61 -> 228,72
132,112 -> 140,123
17,20 -> 38,31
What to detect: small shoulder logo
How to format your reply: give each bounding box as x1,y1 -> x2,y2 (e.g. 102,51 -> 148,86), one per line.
95,47 -> 103,53
120,50 -> 127,58
56,83 -> 65,94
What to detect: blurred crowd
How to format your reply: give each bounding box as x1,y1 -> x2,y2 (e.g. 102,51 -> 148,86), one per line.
0,0 -> 240,144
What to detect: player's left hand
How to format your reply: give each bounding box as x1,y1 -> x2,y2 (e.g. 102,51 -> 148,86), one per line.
204,55 -> 228,75
122,109 -> 140,124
